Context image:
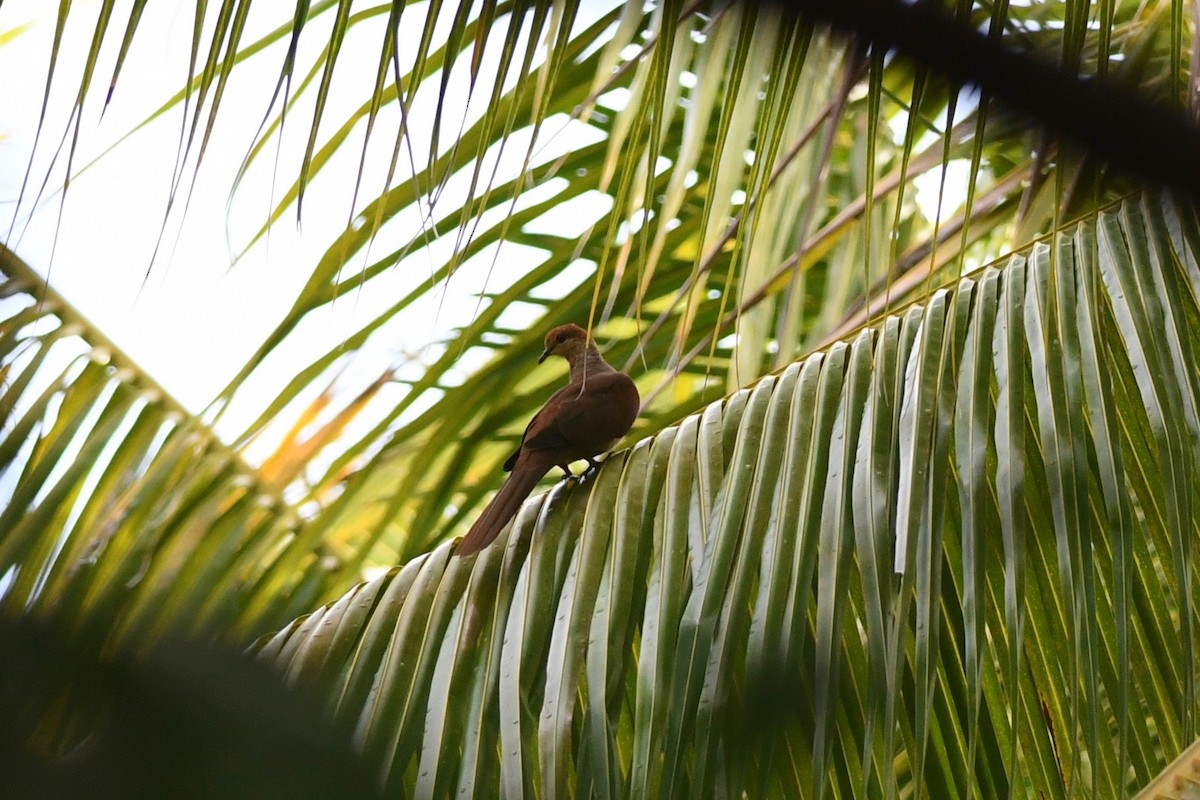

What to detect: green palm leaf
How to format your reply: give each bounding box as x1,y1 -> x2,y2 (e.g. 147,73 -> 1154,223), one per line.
0,247 -> 340,644
196,2 -> 1149,569
17,1 -> 1172,572
254,193 -> 1200,797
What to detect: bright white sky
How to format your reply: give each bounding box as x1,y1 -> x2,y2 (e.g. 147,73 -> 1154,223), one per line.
0,2 -> 332,413
0,0 -> 617,459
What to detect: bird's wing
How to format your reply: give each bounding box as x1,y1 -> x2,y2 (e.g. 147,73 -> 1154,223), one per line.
502,378 -> 581,471
503,414 -> 538,471
520,371 -> 637,454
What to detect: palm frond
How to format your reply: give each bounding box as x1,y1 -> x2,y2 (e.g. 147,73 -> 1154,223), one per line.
256,192 -> 1200,797
16,2 -> 1182,567
170,0 -> 1172,565
0,246 -> 341,646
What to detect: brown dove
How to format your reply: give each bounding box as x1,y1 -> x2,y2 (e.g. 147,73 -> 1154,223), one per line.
454,324 -> 639,555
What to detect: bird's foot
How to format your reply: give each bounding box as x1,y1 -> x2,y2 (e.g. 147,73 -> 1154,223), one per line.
581,457 -> 602,480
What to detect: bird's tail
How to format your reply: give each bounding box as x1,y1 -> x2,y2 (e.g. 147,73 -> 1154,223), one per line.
455,454 -> 552,555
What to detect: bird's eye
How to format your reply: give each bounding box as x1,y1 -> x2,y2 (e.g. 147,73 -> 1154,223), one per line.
556,333 -> 567,343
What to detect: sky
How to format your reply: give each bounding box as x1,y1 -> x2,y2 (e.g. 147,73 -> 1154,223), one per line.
2,4 -> 472,403
0,2 -> 632,456
1,2 -> 323,411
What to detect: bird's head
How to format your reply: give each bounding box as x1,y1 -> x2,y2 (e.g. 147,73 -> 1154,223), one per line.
539,323 -> 590,363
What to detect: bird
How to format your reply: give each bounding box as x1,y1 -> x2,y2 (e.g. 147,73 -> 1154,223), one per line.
454,323 -> 640,556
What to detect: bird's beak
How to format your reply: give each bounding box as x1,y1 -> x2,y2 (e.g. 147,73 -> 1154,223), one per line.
538,347 -> 552,364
